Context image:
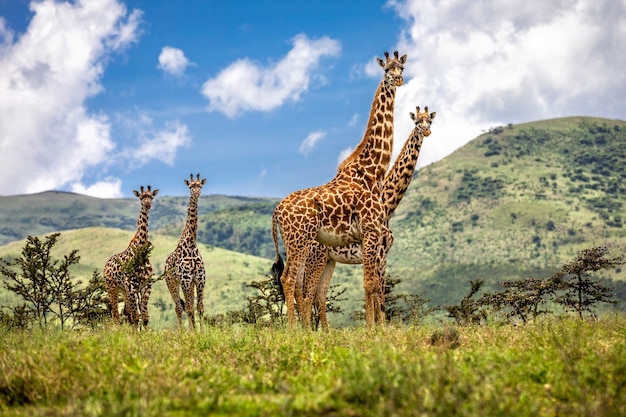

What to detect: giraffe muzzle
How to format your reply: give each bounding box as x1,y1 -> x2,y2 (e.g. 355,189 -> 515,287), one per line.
394,76 -> 404,87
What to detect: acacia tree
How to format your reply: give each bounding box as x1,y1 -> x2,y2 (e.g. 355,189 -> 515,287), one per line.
551,246 -> 624,319
0,233 -> 107,329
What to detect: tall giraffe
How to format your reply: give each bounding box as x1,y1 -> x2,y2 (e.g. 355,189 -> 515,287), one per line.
163,173 -> 207,330
104,185 -> 158,327
272,51 -> 407,328
305,107 -> 436,330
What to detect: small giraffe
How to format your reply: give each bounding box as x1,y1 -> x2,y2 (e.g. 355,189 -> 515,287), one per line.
163,173 -> 207,330
272,51 -> 407,328
305,107 -> 436,330
104,185 -> 158,327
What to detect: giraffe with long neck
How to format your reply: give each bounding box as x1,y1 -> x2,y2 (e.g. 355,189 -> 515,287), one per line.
163,173 -> 207,330
104,185 -> 158,327
271,51 -> 406,328
306,107 -> 436,330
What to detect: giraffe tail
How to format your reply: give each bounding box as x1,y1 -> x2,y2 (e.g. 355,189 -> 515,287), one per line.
270,207 -> 285,299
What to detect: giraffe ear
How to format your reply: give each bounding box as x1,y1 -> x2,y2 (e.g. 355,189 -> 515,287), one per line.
152,189 -> 159,197
430,112 -> 437,120
400,54 -> 407,65
184,179 -> 190,186
201,178 -> 207,185
133,190 -> 140,198
376,57 -> 385,68
409,112 -> 416,121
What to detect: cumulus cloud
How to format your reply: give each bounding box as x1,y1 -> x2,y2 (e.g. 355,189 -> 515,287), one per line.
0,0 -> 142,196
299,130 -> 326,155
157,46 -> 191,76
132,119 -> 192,166
71,178 -> 123,198
387,0 -> 626,168
201,34 -> 341,118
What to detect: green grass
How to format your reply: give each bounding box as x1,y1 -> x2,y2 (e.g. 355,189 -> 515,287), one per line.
1,314 -> 625,416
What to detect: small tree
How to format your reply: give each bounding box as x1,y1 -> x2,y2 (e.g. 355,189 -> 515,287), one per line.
445,279 -> 489,326
551,246 -> 624,319
243,274 -> 286,326
0,233 -> 107,329
482,277 -> 557,324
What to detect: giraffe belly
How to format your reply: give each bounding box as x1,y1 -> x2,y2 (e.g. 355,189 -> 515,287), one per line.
316,223 -> 362,247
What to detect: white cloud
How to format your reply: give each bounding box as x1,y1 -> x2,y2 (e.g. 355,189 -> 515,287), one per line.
132,119 -> 192,166
299,130 -> 326,155
387,0 -> 626,168
0,0 -> 142,197
201,33 -> 341,118
348,113 -> 359,127
71,178 -> 123,198
157,46 -> 191,76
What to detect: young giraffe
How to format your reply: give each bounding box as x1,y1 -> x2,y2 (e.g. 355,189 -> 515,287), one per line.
272,51 -> 407,328
104,185 -> 158,327
304,107 -> 436,330
163,173 -> 207,330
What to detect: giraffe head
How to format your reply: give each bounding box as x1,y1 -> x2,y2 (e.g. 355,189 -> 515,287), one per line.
377,50 -> 407,87
184,173 -> 207,199
410,106 -> 436,137
133,185 -> 159,209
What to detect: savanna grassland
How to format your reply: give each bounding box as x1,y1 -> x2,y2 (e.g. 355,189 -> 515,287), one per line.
1,314 -> 625,417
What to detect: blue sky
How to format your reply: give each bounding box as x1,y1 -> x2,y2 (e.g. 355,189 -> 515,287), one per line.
1,0 -> 624,198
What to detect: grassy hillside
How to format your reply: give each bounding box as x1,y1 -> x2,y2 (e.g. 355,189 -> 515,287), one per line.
0,227 -> 273,329
388,117 -> 626,301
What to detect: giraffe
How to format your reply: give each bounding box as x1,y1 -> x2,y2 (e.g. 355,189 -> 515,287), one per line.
163,173 -> 207,330
305,107 -> 436,330
104,185 -> 158,327
271,51 -> 407,328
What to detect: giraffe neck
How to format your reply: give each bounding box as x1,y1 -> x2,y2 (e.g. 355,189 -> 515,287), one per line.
381,127 -> 425,219
129,205 -> 151,248
337,80 -> 396,186
180,194 -> 199,245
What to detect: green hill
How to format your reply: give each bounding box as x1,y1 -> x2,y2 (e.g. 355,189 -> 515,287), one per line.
387,117 -> 626,301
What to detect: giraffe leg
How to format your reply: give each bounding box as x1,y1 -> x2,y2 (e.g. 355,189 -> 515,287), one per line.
375,226 -> 394,325
181,279 -> 196,330
281,259 -> 299,328
125,289 -> 139,326
362,230 -> 384,328
165,269 -> 185,328
302,243 -> 330,330
140,282 -> 152,329
315,259 -> 336,332
295,254 -> 312,329
196,264 -> 206,330
106,279 -> 120,323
